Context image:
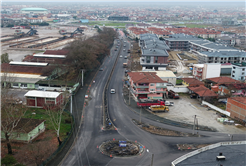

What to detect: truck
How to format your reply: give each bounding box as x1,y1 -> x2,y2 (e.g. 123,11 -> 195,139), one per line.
149,105 -> 169,113
137,100 -> 165,107
168,90 -> 179,99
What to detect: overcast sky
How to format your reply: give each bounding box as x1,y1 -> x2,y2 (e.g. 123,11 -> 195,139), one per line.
1,0 -> 245,6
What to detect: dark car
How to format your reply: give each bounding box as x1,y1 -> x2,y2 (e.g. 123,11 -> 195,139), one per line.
99,68 -> 103,71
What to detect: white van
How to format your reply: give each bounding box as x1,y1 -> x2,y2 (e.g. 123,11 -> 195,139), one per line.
110,89 -> 116,94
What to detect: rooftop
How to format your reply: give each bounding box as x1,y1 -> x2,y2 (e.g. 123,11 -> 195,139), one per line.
200,50 -> 245,57
142,49 -> 169,57
182,78 -> 204,87
175,141 -> 246,166
24,90 -> 62,98
206,76 -> 241,84
128,72 -> 165,83
230,97 -> 246,105
12,118 -> 45,133
188,85 -> 218,97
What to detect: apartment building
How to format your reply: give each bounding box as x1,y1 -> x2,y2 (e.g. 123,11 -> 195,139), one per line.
164,34 -> 200,51
231,62 -> 246,82
193,63 -> 221,81
140,49 -> 169,70
127,72 -> 168,100
196,50 -> 246,64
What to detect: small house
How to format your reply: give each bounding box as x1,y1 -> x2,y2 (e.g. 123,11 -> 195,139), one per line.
24,90 -> 64,108
1,118 -> 45,143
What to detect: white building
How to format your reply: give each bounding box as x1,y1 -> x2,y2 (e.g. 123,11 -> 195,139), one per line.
193,63 -> 221,81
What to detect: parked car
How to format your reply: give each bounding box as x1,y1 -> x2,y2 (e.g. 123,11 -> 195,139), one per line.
124,56 -> 127,59
120,55 -> 123,58
99,68 -> 103,71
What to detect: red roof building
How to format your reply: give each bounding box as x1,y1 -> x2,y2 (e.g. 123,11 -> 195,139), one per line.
182,78 -> 204,87
127,72 -> 168,100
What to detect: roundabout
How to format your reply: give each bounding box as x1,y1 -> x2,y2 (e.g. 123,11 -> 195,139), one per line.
99,140 -> 144,157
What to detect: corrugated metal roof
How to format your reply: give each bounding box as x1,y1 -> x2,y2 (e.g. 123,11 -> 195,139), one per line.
24,90 -> 61,98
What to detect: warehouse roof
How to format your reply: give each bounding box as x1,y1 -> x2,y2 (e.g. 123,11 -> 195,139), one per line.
21,8 -> 48,11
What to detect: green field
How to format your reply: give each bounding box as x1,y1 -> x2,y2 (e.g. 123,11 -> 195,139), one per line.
24,107 -> 72,139
78,21 -> 138,27
177,23 -> 209,28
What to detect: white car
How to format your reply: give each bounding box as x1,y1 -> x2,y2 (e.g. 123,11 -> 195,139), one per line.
120,55 -> 123,58
110,89 -> 116,94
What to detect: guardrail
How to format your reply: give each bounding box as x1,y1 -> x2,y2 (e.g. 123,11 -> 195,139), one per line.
102,38 -> 123,129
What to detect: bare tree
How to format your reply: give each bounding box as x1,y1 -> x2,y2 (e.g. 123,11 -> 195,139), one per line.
1,72 -> 26,155
44,91 -> 69,146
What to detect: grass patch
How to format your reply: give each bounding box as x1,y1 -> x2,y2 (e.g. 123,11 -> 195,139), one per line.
181,24 -> 210,28
24,108 -> 72,140
176,79 -> 183,85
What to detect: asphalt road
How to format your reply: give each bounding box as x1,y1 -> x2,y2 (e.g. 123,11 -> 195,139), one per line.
60,32 -> 246,166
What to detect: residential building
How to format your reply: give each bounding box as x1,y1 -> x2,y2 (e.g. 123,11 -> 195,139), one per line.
108,16 -> 129,21
24,90 -> 64,108
127,72 -> 168,100
231,62 -> 246,82
1,118 -> 45,143
140,49 -> 169,70
164,34 -> 200,51
190,40 -> 238,53
140,70 -> 176,86
204,76 -> 240,89
216,36 -> 236,46
235,36 -> 246,49
216,83 -> 246,96
196,50 -> 246,64
220,63 -> 232,75
187,85 -> 218,101
193,63 -> 221,81
27,18 -> 43,23
226,97 -> 246,124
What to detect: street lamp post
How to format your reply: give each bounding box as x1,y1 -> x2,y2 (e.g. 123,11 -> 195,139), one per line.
81,69 -> 84,86
147,149 -> 154,166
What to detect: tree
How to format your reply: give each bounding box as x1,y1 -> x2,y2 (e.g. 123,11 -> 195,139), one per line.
1,72 -> 27,155
159,37 -> 164,40
44,92 -> 69,146
1,53 -> 12,64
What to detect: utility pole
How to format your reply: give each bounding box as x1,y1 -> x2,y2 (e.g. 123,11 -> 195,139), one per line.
81,69 -> 84,86
128,88 -> 131,105
193,115 -> 196,135
70,95 -> 72,114
150,154 -> 154,166
140,106 -> 142,124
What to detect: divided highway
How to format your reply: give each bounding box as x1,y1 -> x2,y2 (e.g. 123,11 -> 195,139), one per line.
60,33 -> 246,166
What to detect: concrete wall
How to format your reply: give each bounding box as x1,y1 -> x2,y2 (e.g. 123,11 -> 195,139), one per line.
167,85 -> 189,93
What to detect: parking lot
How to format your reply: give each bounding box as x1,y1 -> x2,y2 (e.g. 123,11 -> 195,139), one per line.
157,94 -> 246,134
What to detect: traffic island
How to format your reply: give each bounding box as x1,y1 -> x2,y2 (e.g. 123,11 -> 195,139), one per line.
132,119 -> 204,137
99,140 -> 144,157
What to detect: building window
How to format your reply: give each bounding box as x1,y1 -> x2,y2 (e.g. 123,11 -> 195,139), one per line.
27,97 -> 35,99
157,93 -> 160,95
150,83 -> 155,86
233,67 -> 236,69
242,72 -> 245,75
232,75 -> 235,77
150,89 -> 155,91
241,77 -> 244,80
242,68 -> 245,71
155,57 -> 158,63
21,83 -> 27,87
46,98 -> 55,101
232,71 -> 235,73
13,83 -> 18,86
146,56 -> 151,63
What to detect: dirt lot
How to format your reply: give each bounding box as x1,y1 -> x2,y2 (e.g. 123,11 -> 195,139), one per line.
155,94 -> 246,134
1,26 -> 97,61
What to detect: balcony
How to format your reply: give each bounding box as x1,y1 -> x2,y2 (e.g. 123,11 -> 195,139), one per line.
133,84 -> 149,89
156,85 -> 167,88
197,70 -> 202,73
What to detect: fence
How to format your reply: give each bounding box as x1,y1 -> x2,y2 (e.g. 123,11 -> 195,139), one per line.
202,100 -> 230,116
